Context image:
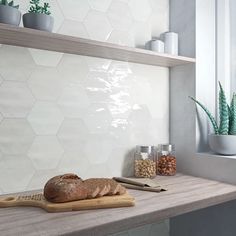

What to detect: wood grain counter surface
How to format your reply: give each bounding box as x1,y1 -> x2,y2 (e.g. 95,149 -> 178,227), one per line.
1,173 -> 236,236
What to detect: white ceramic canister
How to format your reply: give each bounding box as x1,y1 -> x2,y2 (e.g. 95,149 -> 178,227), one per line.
150,39 -> 164,53
162,32 -> 178,55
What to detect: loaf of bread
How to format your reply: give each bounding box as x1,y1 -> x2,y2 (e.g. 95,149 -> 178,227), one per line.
43,174 -> 127,203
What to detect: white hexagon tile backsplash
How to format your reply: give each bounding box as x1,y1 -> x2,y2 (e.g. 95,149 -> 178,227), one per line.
0,0 -> 169,197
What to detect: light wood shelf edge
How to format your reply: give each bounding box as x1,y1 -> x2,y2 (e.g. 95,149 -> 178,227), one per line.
0,23 -> 195,67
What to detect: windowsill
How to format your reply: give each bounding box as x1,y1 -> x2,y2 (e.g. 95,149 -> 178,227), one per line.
197,152 -> 236,160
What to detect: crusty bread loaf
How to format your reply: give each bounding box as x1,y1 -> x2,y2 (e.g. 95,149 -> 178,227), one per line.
44,174 -> 127,203
84,178 -> 117,195
44,174 -> 87,203
83,179 -> 112,197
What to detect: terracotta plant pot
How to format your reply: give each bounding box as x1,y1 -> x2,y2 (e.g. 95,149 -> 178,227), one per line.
0,5 -> 21,26
209,134 -> 236,155
23,13 -> 54,32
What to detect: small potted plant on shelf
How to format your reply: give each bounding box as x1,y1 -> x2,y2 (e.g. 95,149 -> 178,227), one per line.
0,0 -> 21,26
190,82 -> 236,155
23,0 -> 53,32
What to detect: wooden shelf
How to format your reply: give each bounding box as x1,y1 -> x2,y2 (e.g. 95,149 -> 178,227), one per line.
0,174 -> 236,236
0,23 -> 195,67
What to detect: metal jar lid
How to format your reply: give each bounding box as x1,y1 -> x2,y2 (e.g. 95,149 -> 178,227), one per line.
158,144 -> 175,152
135,145 -> 156,153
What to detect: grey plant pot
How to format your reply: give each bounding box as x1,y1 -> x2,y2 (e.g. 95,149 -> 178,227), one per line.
23,13 -> 54,32
209,134 -> 236,155
0,5 -> 21,26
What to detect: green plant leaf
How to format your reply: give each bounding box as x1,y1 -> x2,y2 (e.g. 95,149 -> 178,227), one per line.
189,96 -> 219,134
218,82 -> 229,134
229,93 -> 236,135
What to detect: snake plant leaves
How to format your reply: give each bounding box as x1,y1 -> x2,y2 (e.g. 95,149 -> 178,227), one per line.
189,96 -> 219,134
219,82 -> 229,134
229,93 -> 236,135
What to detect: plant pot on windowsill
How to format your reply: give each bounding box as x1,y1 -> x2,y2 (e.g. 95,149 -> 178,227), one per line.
0,4 -> 21,26
209,134 -> 236,155
190,82 -> 236,156
23,13 -> 53,32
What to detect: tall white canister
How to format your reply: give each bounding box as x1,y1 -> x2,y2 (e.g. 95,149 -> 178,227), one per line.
162,32 -> 178,55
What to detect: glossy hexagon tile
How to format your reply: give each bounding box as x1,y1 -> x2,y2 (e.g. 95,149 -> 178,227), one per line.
0,65 -> 35,82
128,104 -> 152,132
107,147 -> 131,177
28,67 -> 66,101
0,81 -> 35,118
57,118 -> 89,152
27,102 -> 64,135
26,169 -> 64,191
129,0 -> 152,22
88,0 -> 112,12
84,10 -> 112,41
83,103 -> 112,133
109,119 -> 131,147
132,21 -> 152,48
0,155 -> 35,193
0,119 -> 35,155
0,45 -> 35,68
148,8 -> 169,38
58,0 -> 90,22
58,20 -> 89,38
84,134 -> 115,164
28,49 -> 63,67
107,1 -> 133,31
84,163 -> 112,178
85,71 -> 111,103
85,56 -> 111,72
107,30 -> 135,47
57,151 -> 90,177
57,54 -> 89,84
129,63 -> 169,119
58,84 -> 90,118
28,136 -> 64,170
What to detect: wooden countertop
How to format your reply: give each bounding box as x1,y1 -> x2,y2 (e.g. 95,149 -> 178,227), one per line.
1,173 -> 236,236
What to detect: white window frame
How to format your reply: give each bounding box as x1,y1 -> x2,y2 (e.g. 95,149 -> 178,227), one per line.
216,0 -> 231,103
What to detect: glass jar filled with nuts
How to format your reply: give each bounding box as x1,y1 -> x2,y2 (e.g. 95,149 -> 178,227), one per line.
134,145 -> 156,178
157,144 -> 176,176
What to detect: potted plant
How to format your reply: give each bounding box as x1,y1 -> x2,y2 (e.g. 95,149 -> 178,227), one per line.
0,0 -> 21,26
190,82 -> 236,155
23,0 -> 53,32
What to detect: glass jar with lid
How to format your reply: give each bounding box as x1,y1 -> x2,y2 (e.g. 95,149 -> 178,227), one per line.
157,144 -> 176,176
134,145 -> 156,178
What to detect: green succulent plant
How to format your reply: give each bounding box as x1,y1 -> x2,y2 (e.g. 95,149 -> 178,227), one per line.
0,0 -> 19,9
28,0 -> 51,15
190,81 -> 236,135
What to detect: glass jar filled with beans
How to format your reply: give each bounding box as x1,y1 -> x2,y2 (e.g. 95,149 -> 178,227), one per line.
157,144 -> 176,176
134,146 -> 156,178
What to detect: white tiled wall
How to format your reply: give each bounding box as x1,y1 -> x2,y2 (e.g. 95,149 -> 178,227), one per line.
0,0 -> 169,194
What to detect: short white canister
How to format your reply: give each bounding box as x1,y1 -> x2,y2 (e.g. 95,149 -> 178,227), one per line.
150,39 -> 164,53
162,32 -> 178,55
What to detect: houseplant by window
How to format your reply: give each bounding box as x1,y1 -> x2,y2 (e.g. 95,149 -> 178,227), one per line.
190,82 -> 236,155
0,0 -> 21,26
23,0 -> 53,32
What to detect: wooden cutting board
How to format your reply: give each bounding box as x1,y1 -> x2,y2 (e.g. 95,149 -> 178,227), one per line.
0,192 -> 135,213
